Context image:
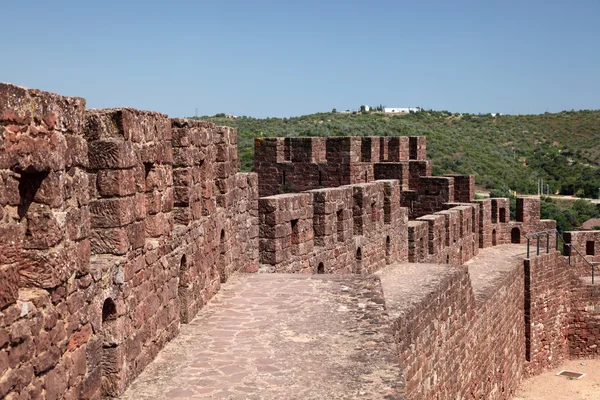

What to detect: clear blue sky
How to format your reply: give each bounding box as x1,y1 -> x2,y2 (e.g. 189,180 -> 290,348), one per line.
2,0 -> 599,118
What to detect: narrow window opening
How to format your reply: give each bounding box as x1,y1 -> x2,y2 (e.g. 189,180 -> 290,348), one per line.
291,219 -> 300,255
355,247 -> 363,273
491,201 -> 498,223
282,170 -> 286,185
586,241 -> 595,256
16,171 -> 49,219
453,223 -> 457,243
144,162 -> 154,179
385,236 -> 391,263
219,229 -> 227,283
102,298 -> 117,323
102,298 -> 119,397
178,255 -> 189,323
499,208 -> 507,223
336,210 -> 344,242
318,170 -> 322,186
511,228 -> 521,244
317,262 -> 325,274
492,229 -> 497,246
371,201 -> 377,224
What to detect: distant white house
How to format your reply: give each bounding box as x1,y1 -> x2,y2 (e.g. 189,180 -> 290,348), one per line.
384,107 -> 421,114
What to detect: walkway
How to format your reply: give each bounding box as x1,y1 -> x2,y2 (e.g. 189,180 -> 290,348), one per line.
121,274 -> 402,399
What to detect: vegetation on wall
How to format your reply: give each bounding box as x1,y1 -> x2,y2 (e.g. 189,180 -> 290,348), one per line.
197,110 -> 600,199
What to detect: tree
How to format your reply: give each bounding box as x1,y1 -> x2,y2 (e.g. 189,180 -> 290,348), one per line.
332,108 -> 337,113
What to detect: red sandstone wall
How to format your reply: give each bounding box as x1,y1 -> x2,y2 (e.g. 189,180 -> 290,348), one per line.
570,280 -> 600,358
0,84 -> 258,399
563,231 -> 600,276
407,204 -> 479,264
395,262 -> 526,399
254,136 -> 433,197
258,180 -> 408,273
0,84 -> 95,399
524,252 -> 571,375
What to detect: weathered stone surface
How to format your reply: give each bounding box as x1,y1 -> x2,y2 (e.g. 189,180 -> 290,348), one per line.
1,83 -> 598,400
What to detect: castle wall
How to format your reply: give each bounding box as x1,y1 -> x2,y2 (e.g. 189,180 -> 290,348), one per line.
407,204 -> 479,264
0,84 -> 258,399
523,251 -> 571,375
563,230 -> 600,276
0,84 -> 95,400
569,279 -> 600,358
254,136 -> 431,197
258,180 -> 408,274
390,260 -> 526,399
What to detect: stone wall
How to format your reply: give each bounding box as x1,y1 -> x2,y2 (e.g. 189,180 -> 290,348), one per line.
0,83 -> 258,399
254,136 -> 433,197
569,279 -> 600,358
563,230 -> 600,276
524,251 -> 571,375
384,258 -> 526,400
258,180 -> 408,274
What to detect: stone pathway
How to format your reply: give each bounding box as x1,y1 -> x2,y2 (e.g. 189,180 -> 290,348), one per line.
121,274 -> 402,399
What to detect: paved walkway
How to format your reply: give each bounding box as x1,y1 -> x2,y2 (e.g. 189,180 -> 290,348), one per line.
121,274 -> 402,399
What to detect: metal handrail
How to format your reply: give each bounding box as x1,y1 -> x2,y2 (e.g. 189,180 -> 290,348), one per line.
524,228 -> 599,283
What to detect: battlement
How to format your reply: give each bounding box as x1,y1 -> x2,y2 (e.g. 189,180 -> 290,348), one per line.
0,83 -> 257,398
1,83 -> 599,400
258,180 -> 407,274
255,135 -> 428,196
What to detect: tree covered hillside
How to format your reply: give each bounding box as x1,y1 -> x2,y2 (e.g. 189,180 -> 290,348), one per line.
197,110 -> 600,198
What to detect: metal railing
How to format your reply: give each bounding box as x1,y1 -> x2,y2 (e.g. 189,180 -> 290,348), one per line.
524,229 -> 599,283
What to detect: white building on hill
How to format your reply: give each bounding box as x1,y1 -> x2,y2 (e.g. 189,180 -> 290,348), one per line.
384,107 -> 421,114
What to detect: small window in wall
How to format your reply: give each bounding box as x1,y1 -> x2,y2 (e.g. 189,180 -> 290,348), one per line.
586,241 -> 595,256
355,247 -> 362,273
144,162 -> 154,179
386,236 -> 391,261
511,228 -> 521,244
219,230 -> 227,283
492,229 -> 497,246
282,171 -> 286,186
291,219 -> 300,252
178,255 -> 190,323
371,201 -> 377,224
337,210 -> 344,242
318,171 -> 322,186
17,171 -> 49,219
317,262 -> 325,274
499,208 -> 507,223
453,223 -> 457,243
102,298 -> 117,323
102,298 -> 119,398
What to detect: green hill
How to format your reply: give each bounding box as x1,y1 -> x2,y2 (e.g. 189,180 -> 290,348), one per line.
197,110 -> 600,198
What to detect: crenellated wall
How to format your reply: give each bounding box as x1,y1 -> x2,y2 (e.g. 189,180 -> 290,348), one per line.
0,83 -> 258,399
2,83 -> 600,400
254,136 -> 430,197
258,180 -> 408,274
